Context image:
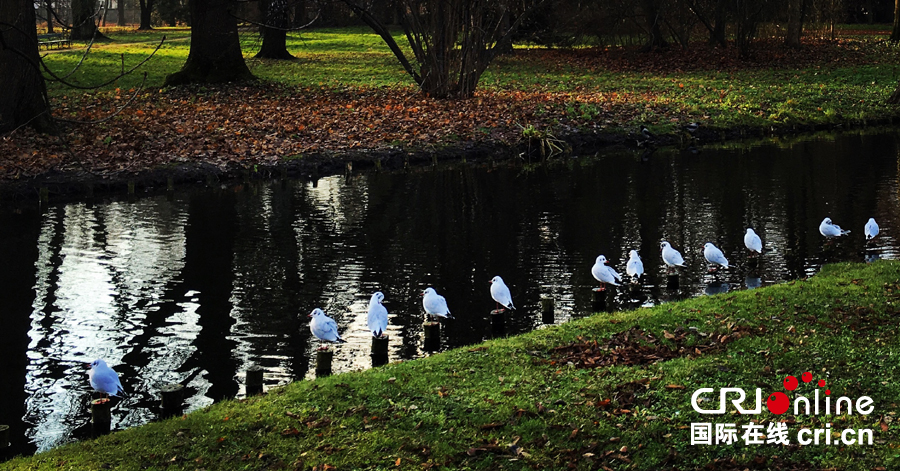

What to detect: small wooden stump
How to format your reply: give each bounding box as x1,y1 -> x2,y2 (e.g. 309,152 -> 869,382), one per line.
91,398 -> 112,436
0,424 -> 9,449
315,350 -> 333,377
490,309 -> 506,337
591,288 -> 607,312
245,366 -> 264,396
423,321 -> 441,351
127,181 -> 136,195
667,274 -> 680,290
159,383 -> 185,415
371,335 -> 389,367
39,187 -> 49,205
540,297 -> 555,324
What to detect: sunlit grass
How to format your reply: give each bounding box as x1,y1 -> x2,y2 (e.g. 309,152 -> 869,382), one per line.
3,261 -> 899,470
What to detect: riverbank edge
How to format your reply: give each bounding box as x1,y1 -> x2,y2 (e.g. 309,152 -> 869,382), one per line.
2,261 -> 898,470
2,114 -> 897,204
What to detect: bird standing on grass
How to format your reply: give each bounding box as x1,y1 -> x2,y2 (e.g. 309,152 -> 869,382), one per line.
88,359 -> 125,398
489,276 -> 515,311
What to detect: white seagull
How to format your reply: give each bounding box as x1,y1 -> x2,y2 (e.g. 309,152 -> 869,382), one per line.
591,255 -> 621,290
308,308 -> 345,347
626,250 -> 644,281
819,217 -> 850,238
367,292 -> 388,338
88,359 -> 125,398
422,287 -> 453,319
703,242 -> 729,270
744,228 -> 762,254
489,276 -> 515,311
660,241 -> 685,269
865,218 -> 879,240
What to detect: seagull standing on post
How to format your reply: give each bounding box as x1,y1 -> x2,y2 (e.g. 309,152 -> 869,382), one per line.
422,287 -> 453,320
625,250 -> 644,281
703,242 -> 729,272
367,292 -> 388,338
591,255 -> 621,290
744,228 -> 762,255
660,241 -> 685,272
309,308 -> 346,349
819,217 -> 850,238
489,276 -> 515,312
88,359 -> 125,398
865,218 -> 879,240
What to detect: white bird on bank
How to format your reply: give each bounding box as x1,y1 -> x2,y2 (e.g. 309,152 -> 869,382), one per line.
489,276 -> 515,311
660,241 -> 685,269
744,228 -> 762,254
367,292 -> 388,338
591,255 -> 621,290
703,242 -> 730,270
422,287 -> 453,319
819,217 -> 850,238
626,250 -> 644,281
865,218 -> 879,240
88,359 -> 125,398
309,308 -> 345,347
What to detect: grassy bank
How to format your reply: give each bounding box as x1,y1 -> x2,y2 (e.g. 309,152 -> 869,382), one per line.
3,26 -> 900,188
5,261 -> 899,470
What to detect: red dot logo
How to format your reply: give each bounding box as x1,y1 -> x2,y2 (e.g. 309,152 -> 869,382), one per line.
783,375 -> 798,391
801,372 -> 813,383
826,389 -> 831,395
767,392 -> 790,415
818,379 -> 826,387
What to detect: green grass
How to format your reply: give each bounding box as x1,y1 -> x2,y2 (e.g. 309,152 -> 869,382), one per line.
34,25 -> 900,145
5,261 -> 899,470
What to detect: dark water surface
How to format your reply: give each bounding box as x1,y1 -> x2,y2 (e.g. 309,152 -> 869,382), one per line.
1,130 -> 899,457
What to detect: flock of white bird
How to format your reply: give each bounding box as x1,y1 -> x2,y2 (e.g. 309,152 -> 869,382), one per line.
87,216 -> 881,396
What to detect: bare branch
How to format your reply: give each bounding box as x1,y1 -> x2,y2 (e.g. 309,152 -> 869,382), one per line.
40,36 -> 166,89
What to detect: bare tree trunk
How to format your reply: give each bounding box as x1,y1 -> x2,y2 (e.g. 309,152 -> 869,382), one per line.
256,0 -> 293,59
118,0 -> 126,26
293,0 -> 305,26
164,0 -> 254,84
710,0 -> 725,46
641,0 -> 668,51
46,0 -> 55,32
71,0 -> 109,39
892,0 -> 900,41
0,0 -> 54,133
138,0 -> 154,29
785,0 -> 807,48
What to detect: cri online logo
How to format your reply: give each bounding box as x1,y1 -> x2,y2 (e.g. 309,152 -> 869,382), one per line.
691,371 -> 874,416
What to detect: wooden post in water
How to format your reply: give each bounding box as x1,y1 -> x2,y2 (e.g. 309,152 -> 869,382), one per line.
245,366 -> 264,396
127,181 -> 135,195
39,187 -> 49,205
159,383 -> 185,416
667,274 -> 680,290
0,424 -> 9,450
166,177 -> 175,201
91,398 -> 112,436
591,288 -> 607,312
423,321 -> 441,351
541,297 -> 555,324
490,309 -> 506,337
371,336 -> 389,366
315,350 -> 333,377
85,183 -> 94,199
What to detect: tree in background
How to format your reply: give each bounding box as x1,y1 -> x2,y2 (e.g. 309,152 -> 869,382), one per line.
164,0 -> 253,84
1,0 -> 53,133
139,0 -> 156,29
893,0 -> 900,40
344,0 -> 546,98
256,0 -> 294,59
71,0 -> 109,39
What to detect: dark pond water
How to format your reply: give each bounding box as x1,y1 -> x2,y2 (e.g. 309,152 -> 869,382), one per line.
1,130 -> 899,457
